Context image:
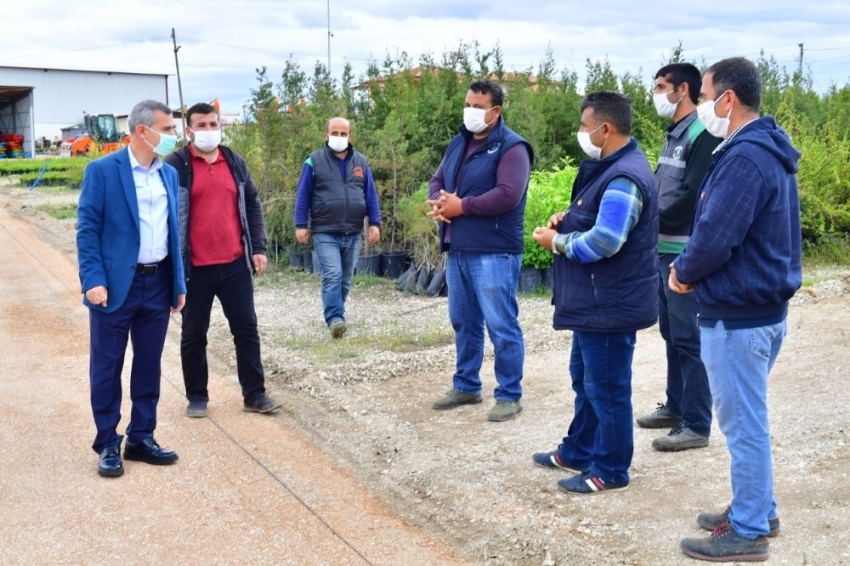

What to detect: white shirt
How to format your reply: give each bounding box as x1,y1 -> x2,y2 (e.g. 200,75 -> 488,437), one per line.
128,147 -> 169,264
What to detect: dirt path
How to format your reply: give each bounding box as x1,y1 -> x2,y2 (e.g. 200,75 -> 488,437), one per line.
2,183 -> 849,565
0,196 -> 469,565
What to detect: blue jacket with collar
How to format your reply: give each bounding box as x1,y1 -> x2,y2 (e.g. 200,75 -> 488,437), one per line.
438,118 -> 534,253
76,147 -> 186,313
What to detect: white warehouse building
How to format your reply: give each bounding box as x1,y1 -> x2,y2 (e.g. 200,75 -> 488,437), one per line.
0,65 -> 171,156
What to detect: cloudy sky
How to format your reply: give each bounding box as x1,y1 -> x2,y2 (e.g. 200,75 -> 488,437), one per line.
2,1 -> 849,115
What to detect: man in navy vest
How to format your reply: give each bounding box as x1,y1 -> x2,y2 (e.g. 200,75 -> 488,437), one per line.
294,117 -> 381,338
636,63 -> 721,451
426,80 -> 533,422
531,91 -> 658,494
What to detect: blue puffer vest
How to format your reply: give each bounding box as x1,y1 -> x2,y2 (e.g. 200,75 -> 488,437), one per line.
309,146 -> 369,234
440,118 -> 534,253
553,139 -> 659,332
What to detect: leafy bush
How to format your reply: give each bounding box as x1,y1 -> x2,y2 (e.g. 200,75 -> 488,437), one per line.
522,159 -> 577,269
397,184 -> 442,270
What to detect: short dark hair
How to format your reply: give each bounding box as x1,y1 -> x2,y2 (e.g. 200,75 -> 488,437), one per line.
468,80 -> 504,107
186,102 -> 218,128
655,63 -> 702,104
706,57 -> 761,112
580,91 -> 633,135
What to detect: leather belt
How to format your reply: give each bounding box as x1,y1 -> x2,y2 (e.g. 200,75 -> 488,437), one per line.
136,257 -> 168,274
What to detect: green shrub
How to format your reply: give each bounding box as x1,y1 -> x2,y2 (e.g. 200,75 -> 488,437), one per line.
522,159 -> 577,269
17,169 -> 84,189
0,158 -> 88,175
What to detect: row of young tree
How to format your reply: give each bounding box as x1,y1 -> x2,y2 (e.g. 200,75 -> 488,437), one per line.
226,41 -> 850,265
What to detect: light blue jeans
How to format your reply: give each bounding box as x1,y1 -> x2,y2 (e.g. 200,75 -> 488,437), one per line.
700,318 -> 786,539
446,251 -> 524,401
312,233 -> 361,326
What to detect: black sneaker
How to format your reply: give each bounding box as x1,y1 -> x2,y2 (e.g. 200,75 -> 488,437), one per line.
680,523 -> 769,562
243,394 -> 282,414
186,399 -> 208,418
697,506 -> 780,537
636,403 -> 683,429
531,448 -> 582,474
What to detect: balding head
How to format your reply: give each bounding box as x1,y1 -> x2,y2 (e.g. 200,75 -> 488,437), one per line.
324,117 -> 352,154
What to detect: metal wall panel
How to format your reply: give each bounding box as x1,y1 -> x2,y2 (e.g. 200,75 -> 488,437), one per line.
1,66 -> 169,141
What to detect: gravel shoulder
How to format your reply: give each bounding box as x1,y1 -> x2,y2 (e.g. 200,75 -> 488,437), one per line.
4,181 -> 849,565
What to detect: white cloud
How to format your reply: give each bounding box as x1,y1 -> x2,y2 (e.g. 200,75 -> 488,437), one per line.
1,0 -> 848,114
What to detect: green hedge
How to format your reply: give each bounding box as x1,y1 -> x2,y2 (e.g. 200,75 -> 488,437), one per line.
17,170 -> 84,189
522,160 -> 577,269
0,158 -> 89,175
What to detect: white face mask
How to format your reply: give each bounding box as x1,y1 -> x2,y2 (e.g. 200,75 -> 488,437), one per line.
327,134 -> 349,152
653,90 -> 680,119
463,107 -> 496,134
191,129 -> 221,152
697,92 -> 732,139
577,125 -> 604,159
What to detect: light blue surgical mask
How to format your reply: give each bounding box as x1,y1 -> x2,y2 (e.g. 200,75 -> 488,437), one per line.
144,125 -> 178,156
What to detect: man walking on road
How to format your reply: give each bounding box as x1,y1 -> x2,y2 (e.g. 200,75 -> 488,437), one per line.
671,57 -> 802,562
294,117 -> 381,338
636,63 -> 721,451
165,102 -> 281,418
427,80 -> 533,422
76,99 -> 186,478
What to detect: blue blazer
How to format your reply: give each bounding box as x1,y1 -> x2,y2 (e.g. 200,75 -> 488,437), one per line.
76,147 -> 186,313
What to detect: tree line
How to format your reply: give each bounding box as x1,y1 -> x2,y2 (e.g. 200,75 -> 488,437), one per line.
225,41 -> 850,264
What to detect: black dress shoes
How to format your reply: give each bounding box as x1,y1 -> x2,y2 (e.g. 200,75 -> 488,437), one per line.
123,437 -> 179,465
98,444 -> 124,478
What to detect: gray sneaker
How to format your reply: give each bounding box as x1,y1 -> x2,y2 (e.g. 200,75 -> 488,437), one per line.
698,506 -> 780,537
636,403 -> 683,429
487,400 -> 523,422
432,389 -> 483,410
652,423 -> 709,451
186,399 -> 208,418
330,319 -> 347,339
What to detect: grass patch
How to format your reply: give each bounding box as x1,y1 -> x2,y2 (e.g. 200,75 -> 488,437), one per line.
803,235 -> 850,266
38,202 -> 78,220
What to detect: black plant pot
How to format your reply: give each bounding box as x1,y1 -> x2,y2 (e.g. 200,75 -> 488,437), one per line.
288,245 -> 303,270
382,251 -> 408,279
400,266 -> 420,294
415,269 -> 434,294
426,270 -> 446,297
519,267 -> 542,293
302,250 -> 314,273
356,253 -> 382,276
541,266 -> 554,290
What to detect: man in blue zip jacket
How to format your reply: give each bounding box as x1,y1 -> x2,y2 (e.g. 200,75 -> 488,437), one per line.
294,117 -> 381,339
530,91 -> 658,494
427,80 -> 533,422
671,57 -> 802,563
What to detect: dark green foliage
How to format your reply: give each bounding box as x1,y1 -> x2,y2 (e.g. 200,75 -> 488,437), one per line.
226,43 -> 850,263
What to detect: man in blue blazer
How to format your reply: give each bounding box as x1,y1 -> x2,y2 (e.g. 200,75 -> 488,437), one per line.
76,99 -> 187,478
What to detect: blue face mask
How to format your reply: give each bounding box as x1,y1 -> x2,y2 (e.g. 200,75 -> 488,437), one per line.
144,125 -> 178,156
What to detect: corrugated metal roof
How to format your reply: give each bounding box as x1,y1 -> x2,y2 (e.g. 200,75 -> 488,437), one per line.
0,64 -> 170,78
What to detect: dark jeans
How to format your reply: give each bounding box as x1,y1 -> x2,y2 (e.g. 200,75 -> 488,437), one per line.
658,253 -> 712,436
181,258 -> 265,404
558,330 -> 636,485
89,267 -> 170,453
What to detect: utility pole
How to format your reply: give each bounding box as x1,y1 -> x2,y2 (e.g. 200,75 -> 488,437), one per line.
327,0 -> 332,75
798,43 -> 804,76
171,28 -> 187,137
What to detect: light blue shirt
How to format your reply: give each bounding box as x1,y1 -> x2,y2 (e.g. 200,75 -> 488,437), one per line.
127,147 -> 169,264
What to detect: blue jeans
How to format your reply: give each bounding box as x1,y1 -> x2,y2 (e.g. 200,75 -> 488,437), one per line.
446,251 -> 524,401
701,319 -> 786,539
557,330 -> 636,485
313,233 -> 361,326
658,254 -> 712,436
